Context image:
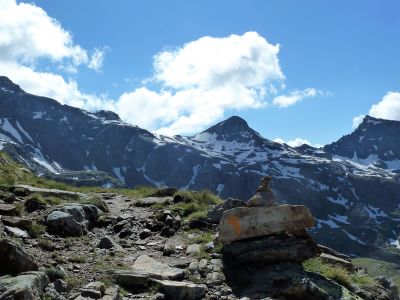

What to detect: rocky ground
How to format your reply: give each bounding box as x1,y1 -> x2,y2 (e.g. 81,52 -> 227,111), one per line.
0,180 -> 399,299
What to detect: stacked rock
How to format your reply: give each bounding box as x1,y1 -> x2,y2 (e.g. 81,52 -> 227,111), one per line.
217,176 -> 322,299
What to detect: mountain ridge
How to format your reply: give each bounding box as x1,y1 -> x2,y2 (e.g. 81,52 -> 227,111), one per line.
1,76 -> 400,257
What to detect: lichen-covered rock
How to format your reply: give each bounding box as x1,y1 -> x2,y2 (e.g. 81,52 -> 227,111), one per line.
0,239 -> 38,276
0,271 -> 49,299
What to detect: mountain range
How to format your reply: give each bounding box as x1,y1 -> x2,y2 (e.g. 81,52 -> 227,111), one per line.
1,75 -> 400,257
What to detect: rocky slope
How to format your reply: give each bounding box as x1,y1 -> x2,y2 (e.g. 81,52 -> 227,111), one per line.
1,76 -> 400,257
0,155 -> 398,299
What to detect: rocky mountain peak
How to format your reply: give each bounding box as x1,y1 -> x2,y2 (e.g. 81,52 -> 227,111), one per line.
324,115 -> 400,166
204,116 -> 251,135
0,76 -> 23,93
93,110 -> 122,121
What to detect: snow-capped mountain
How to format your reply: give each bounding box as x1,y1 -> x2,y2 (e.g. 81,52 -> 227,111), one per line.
1,75 -> 400,257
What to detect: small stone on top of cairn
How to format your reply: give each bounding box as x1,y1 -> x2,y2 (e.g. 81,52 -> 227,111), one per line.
245,176 -> 276,207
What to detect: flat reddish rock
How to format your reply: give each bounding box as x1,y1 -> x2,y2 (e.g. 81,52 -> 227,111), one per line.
217,205 -> 315,243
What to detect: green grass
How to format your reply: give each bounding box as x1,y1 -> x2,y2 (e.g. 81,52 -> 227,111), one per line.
38,238 -> 55,251
353,257 -> 400,288
68,255 -> 87,263
26,221 -> 46,238
45,267 -> 66,281
169,190 -> 222,221
303,257 -> 375,289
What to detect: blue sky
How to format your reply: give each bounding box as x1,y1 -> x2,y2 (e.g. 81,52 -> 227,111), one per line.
2,1 -> 400,146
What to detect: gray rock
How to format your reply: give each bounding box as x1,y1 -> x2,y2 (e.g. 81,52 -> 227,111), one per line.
83,281 -> 106,295
102,286 -> 120,300
207,198 -> 245,224
160,227 -> 175,237
47,203 -> 103,237
4,225 -> 30,238
164,215 -> 174,227
217,205 -> 315,243
97,236 -> 124,252
132,255 -> 184,280
47,211 -> 83,236
109,270 -> 150,290
245,191 -> 276,207
152,279 -> 207,300
320,253 -> 354,271
0,203 -> 17,216
63,203 -> 102,228
80,288 -> 102,299
0,271 -> 49,299
139,229 -> 152,239
12,184 -> 85,200
0,238 -> 38,276
54,279 -> 68,293
98,236 -> 114,249
186,244 -> 202,256
375,277 -> 399,300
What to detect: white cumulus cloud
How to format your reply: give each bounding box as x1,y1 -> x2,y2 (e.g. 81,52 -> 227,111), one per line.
272,88 -> 321,108
369,91 -> 400,121
273,137 -> 322,148
0,1 -> 323,135
114,32 -> 290,135
352,91 -> 400,129
0,0 -> 108,108
88,48 -> 108,72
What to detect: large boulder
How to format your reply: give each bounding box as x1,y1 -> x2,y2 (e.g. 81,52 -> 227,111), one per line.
0,271 -> 49,299
222,234 -> 320,264
206,198 -> 245,224
0,239 -> 38,276
46,203 -> 102,237
47,211 -> 83,236
217,205 -> 315,243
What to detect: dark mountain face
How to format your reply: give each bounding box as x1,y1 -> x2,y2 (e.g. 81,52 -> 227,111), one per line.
1,76 -> 400,257
324,115 -> 400,170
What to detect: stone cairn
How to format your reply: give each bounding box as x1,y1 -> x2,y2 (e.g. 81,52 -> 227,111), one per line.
216,176 -> 321,299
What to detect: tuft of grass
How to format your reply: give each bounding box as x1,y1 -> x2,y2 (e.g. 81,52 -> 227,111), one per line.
45,267 -> 66,282
68,255 -> 87,263
99,274 -> 114,287
353,257 -> 399,288
27,221 -> 46,238
169,190 -> 222,221
93,256 -> 129,272
65,275 -> 81,290
38,238 -> 55,251
303,257 -> 376,289
303,257 -> 352,288
14,203 -> 24,216
188,230 -> 214,244
81,195 -> 109,212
